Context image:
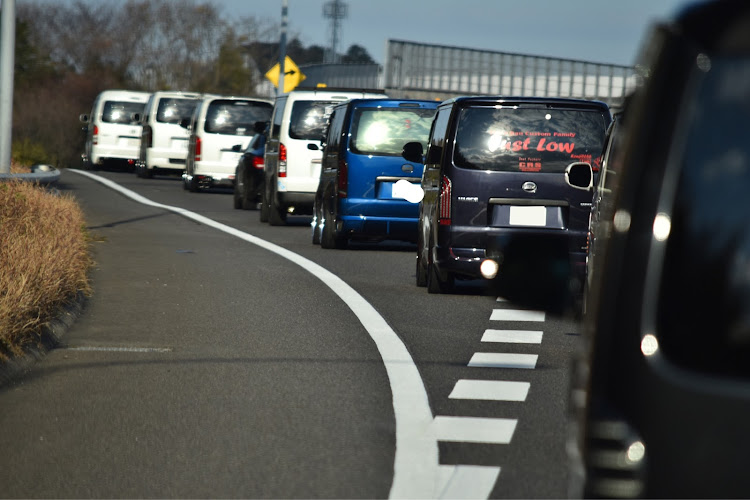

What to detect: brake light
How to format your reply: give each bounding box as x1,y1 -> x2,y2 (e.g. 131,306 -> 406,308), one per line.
252,155 -> 264,169
439,175 -> 452,225
278,143 -> 287,177
92,125 -> 98,145
337,158 -> 348,198
195,136 -> 202,161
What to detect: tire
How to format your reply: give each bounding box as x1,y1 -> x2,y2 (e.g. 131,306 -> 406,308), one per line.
233,168 -> 244,209
268,186 -> 287,226
260,186 -> 270,222
427,262 -> 454,294
320,205 -> 347,249
188,175 -> 199,193
416,254 -> 427,287
241,175 -> 257,210
312,199 -> 322,245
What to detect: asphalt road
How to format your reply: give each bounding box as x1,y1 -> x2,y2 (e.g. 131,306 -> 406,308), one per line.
0,168 -> 582,498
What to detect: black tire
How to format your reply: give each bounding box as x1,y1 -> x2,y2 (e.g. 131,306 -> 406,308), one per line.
427,262 -> 453,294
260,186 -> 270,222
312,199 -> 322,245
268,186 -> 287,226
241,176 -> 257,210
182,173 -> 189,190
188,175 -> 199,193
416,254 -> 427,287
320,205 -> 347,249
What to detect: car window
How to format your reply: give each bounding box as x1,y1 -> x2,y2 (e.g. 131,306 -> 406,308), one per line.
350,107 -> 436,156
453,106 -> 608,173
102,100 -> 146,124
156,98 -> 199,124
289,100 -> 337,140
656,56 -> 750,377
204,100 -> 272,135
325,106 -> 347,153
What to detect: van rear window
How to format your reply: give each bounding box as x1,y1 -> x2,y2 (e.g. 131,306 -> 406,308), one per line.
102,101 -> 146,124
350,107 -> 436,156
205,100 -> 272,135
157,98 -> 199,124
289,101 -> 337,140
454,106 -> 608,173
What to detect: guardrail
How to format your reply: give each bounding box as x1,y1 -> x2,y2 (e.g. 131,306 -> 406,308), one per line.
0,164 -> 60,184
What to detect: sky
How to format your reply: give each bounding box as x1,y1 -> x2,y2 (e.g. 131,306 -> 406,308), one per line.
213,0 -> 697,67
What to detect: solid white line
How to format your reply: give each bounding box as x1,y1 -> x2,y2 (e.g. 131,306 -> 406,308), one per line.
437,465 -> 501,499
433,416 -> 517,444
490,309 -> 546,322
449,379 -> 530,402
63,346 -> 173,353
481,329 -> 543,344
70,169 -> 439,499
469,352 -> 538,369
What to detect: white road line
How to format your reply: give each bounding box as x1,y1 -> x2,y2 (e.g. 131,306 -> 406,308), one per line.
433,416 -> 517,444
481,329 -> 543,344
63,346 -> 173,353
70,170 -> 439,499
449,379 -> 530,402
490,309 -> 546,322
469,352 -> 538,369
437,465 -> 501,499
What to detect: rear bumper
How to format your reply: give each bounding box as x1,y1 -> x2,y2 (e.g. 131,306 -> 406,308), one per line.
340,215 -> 418,241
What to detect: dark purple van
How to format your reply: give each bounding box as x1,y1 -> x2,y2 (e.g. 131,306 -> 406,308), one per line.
404,96 -> 611,295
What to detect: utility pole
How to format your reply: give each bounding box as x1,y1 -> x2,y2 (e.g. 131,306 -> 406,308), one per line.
0,0 -> 16,174
277,0 -> 288,96
323,0 -> 347,64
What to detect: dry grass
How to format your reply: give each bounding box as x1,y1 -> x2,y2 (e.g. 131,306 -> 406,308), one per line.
0,180 -> 92,359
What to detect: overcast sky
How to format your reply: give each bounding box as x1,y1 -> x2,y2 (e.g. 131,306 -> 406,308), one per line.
214,0 -> 697,66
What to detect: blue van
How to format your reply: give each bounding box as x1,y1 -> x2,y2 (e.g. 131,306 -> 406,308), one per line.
312,99 -> 438,248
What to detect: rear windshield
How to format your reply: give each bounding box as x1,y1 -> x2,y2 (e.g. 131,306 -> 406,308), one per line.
289,101 -> 337,140
350,107 -> 436,156
205,100 -> 272,135
102,100 -> 146,124
157,98 -> 199,124
454,106 -> 609,173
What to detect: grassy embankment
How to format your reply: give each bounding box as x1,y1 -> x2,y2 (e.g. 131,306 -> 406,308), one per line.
0,163 -> 92,360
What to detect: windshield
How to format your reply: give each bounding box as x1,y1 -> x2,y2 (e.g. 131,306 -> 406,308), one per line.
102,100 -> 146,124
350,107 -> 436,156
205,100 -> 272,136
289,100 -> 337,140
454,106 -> 609,173
156,98 -> 199,124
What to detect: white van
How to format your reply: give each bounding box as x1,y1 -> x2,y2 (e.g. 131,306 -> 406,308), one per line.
183,95 -> 273,192
135,90 -> 202,178
80,89 -> 151,170
261,87 -> 387,225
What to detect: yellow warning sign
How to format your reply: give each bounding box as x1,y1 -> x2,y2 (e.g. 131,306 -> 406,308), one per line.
265,56 -> 306,93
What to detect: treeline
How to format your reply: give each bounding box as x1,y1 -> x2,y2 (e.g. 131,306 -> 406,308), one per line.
12,0 -> 374,168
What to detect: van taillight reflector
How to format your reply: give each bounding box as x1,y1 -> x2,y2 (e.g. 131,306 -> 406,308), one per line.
278,143 -> 287,177
195,136 -> 202,161
252,155 -> 264,169
337,158 -> 348,198
439,175 -> 451,225
93,125 -> 99,145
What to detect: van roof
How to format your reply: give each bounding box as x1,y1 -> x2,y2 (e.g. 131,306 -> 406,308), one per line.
441,95 -> 610,110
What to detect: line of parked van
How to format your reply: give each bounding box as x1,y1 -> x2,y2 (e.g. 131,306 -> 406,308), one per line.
80,86 -> 610,304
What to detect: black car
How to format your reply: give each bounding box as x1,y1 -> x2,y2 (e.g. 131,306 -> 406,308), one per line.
508,0 -> 750,497
233,122 -> 268,211
403,96 -> 611,295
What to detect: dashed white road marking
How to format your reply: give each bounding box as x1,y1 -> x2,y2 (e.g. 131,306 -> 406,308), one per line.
62,346 -> 173,353
70,169 -> 439,499
490,309 -> 546,322
449,379 -> 530,402
433,416 -> 517,444
469,352 -> 538,369
437,465 -> 501,499
481,329 -> 543,344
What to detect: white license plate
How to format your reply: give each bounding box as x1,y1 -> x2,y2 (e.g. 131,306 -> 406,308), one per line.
171,139 -> 187,150
509,206 -> 547,226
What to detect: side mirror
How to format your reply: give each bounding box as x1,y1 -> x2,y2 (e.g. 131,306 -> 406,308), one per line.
132,112 -> 142,123
231,144 -> 242,152
565,162 -> 593,191
402,141 -> 424,163
307,143 -> 319,151
79,114 -> 89,124
179,117 -> 191,129
254,120 -> 268,134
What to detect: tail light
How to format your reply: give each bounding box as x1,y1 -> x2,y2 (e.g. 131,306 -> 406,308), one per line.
252,155 -> 264,169
194,136 -> 202,161
92,125 -> 99,145
278,143 -> 287,177
438,175 -> 452,225
337,158 -> 348,198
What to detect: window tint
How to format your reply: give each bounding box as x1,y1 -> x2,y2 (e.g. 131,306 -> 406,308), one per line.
425,106 -> 451,167
289,101 -> 337,140
454,106 -> 608,173
156,98 -> 199,124
350,107 -> 436,156
656,57 -> 750,377
102,100 -> 146,124
204,100 -> 272,135
325,106 -> 347,153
